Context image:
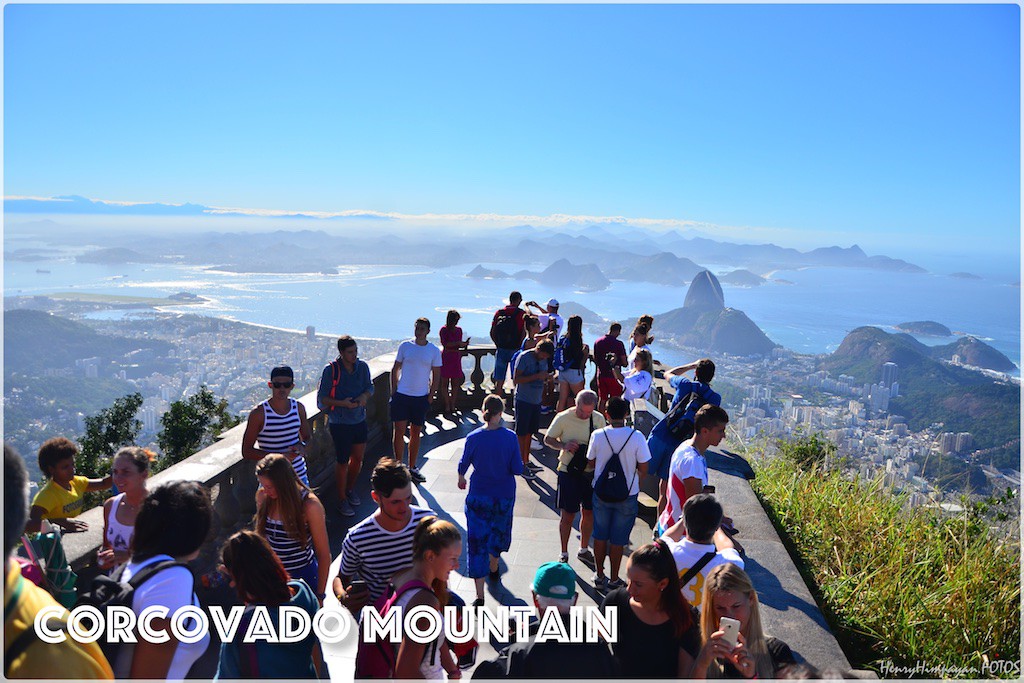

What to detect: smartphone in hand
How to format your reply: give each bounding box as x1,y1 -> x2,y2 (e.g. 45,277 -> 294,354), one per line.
719,617 -> 741,648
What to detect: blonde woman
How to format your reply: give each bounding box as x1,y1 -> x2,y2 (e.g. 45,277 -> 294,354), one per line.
255,454 -> 331,600
391,516 -> 463,679
693,563 -> 796,679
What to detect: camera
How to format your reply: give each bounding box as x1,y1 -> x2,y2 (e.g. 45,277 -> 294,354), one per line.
605,352 -> 618,364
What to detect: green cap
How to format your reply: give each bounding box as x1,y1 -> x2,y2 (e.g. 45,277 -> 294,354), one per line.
532,562 -> 577,599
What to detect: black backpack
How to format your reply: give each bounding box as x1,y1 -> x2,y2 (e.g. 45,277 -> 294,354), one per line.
491,309 -> 520,350
593,428 -> 638,503
74,559 -> 191,664
665,387 -> 711,440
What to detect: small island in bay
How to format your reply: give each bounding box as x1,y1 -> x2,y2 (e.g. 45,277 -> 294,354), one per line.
719,269 -> 766,287
895,320 -> 953,337
950,272 -> 982,280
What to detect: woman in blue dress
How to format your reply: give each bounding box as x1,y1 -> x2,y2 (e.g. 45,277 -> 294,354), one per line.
457,394 -> 524,606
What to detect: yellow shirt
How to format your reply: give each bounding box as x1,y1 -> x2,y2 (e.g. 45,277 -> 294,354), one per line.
4,562 -> 113,679
31,476 -> 91,519
547,408 -> 607,473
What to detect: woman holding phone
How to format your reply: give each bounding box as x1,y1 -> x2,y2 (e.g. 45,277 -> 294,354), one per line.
692,563 -> 796,678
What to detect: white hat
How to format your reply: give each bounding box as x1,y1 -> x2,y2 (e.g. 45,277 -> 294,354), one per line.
546,298 -> 559,308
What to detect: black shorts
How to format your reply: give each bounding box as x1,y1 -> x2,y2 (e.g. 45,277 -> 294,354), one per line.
514,400 -> 542,436
390,392 -> 431,426
556,470 -> 594,512
329,421 -> 368,464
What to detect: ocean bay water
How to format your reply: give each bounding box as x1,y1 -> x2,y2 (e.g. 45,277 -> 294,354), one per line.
4,256 -> 1020,370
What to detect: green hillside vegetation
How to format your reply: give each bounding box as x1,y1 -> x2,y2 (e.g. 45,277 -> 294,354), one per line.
4,309 -> 172,374
751,436 -> 1020,675
821,327 -> 1019,461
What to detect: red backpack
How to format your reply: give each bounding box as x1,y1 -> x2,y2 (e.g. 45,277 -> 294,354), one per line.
354,579 -> 432,678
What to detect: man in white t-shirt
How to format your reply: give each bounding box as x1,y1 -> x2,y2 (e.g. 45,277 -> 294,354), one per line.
662,493 -> 743,610
390,317 -> 442,483
587,397 -> 650,589
658,404 -> 729,535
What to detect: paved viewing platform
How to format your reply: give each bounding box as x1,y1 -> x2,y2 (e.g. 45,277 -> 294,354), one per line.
57,348 -> 865,678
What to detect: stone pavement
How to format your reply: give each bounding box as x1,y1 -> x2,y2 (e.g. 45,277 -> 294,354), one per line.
315,405 -> 858,677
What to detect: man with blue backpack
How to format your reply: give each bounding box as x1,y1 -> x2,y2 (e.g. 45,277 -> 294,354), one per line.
646,359 -> 721,527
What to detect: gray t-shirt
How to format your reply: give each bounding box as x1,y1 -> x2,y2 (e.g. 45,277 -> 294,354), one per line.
514,350 -> 546,405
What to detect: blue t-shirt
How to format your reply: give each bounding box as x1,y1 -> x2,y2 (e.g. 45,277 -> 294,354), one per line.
650,377 -> 721,441
513,350 -> 546,405
458,426 -> 524,498
317,359 -> 374,425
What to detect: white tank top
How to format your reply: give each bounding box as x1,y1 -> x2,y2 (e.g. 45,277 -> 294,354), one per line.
393,587 -> 446,679
105,493 -> 135,555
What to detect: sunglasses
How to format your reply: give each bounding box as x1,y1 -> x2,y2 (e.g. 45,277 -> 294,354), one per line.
271,381 -> 294,389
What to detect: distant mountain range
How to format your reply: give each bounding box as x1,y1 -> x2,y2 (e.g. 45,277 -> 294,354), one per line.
467,259 -> 610,292
19,209 -> 930,279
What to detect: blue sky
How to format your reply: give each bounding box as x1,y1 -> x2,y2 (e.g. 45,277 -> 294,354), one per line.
4,4 -> 1020,258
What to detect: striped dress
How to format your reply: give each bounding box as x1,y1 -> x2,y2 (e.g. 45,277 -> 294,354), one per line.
257,399 -> 308,485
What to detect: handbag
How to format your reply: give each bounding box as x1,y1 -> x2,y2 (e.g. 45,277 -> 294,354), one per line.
565,415 -> 595,474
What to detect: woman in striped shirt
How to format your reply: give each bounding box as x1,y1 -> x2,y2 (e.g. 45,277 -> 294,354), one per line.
254,454 -> 331,600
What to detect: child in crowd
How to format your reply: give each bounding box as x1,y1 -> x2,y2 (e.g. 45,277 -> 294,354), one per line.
26,437 -> 111,534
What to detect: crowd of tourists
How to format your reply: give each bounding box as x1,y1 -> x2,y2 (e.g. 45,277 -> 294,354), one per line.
5,289 -> 846,680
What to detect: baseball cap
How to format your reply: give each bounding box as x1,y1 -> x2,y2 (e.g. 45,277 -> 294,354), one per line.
546,298 -> 559,308
270,366 -> 294,380
532,562 -> 577,599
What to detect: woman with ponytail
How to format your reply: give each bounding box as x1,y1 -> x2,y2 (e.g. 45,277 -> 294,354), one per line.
601,540 -> 701,678
391,516 -> 463,679
457,394 -> 523,606
693,563 -> 795,679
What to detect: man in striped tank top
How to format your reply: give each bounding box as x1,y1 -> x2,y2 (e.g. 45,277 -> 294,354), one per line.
242,366 -> 312,485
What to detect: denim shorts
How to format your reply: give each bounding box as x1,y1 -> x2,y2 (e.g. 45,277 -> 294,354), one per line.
558,368 -> 585,385
493,347 -> 516,384
592,494 -> 638,546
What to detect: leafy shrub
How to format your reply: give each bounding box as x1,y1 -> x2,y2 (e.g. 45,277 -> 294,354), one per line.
775,430 -> 837,470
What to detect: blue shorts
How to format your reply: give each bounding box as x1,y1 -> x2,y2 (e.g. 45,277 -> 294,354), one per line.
514,400 -> 542,436
329,421 -> 368,464
592,494 -> 638,546
558,368 -> 585,385
556,471 -> 593,512
390,392 -> 431,426
493,347 -> 517,384
646,433 -> 677,480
